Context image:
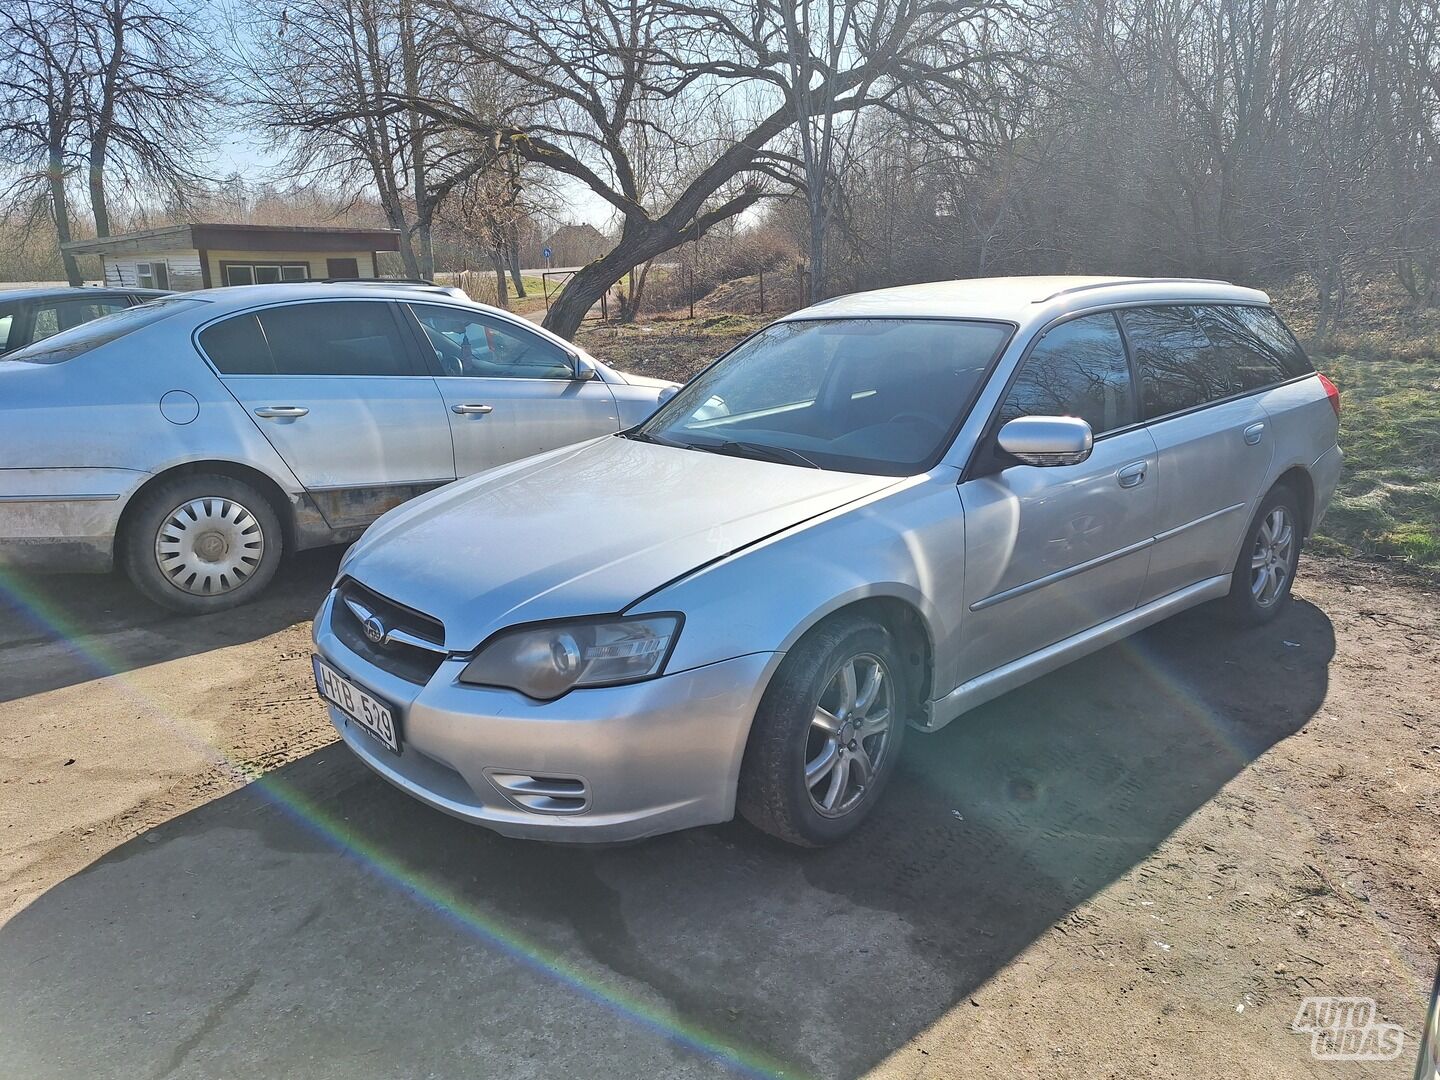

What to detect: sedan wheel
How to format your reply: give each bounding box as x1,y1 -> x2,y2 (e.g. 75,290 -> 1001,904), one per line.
154,496 -> 267,596
1249,505 -> 1295,608
1224,485 -> 1302,625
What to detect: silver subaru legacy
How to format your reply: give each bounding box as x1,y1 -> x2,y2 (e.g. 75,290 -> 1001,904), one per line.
311,276 -> 1343,847
0,283 -> 675,612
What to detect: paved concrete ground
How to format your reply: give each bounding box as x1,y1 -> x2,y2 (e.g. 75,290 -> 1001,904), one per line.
0,554 -> 1435,1079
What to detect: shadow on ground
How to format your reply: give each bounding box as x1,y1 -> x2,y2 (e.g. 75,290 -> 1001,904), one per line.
0,600 -> 1334,1080
0,547 -> 343,703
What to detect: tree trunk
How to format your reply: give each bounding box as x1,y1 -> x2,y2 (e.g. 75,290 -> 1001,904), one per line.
487,249 -> 509,309
49,151 -> 82,286
541,239 -> 649,338
507,229 -> 526,298
88,135 -> 111,238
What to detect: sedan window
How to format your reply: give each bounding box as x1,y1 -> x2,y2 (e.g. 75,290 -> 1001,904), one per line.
407,304 -> 573,380
638,318 -> 1013,475
255,302 -> 416,377
1000,312 -> 1134,434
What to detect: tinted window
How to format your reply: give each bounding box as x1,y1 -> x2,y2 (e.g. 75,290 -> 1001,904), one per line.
30,298 -> 130,343
640,318 -> 1013,476
409,304 -> 572,379
199,314 -> 273,375
1000,312 -> 1134,434
1121,306 -> 1233,418
254,302 -> 414,376
2,297 -> 204,365
1195,305 -> 1313,392
0,310 -> 13,352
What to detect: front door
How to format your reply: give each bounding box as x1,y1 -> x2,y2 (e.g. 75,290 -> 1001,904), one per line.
200,299 -> 456,527
958,312 -> 1158,680
404,303 -> 620,475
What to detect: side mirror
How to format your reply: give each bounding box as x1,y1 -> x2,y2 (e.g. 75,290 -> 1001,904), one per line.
657,384 -> 681,406
996,415 -> 1093,466
571,355 -> 598,381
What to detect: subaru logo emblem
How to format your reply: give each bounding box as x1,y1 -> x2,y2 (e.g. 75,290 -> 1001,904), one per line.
363,615 -> 386,644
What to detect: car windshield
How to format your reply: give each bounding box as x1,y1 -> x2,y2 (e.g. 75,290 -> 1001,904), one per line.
0,296 -> 206,366
635,317 -> 1013,475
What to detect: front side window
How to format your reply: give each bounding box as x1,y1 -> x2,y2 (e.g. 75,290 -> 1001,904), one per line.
135,262 -> 170,290
1121,306 -> 1233,419
408,304 -> 573,379
638,318 -> 1013,475
199,302 -> 415,377
1000,312 -> 1134,435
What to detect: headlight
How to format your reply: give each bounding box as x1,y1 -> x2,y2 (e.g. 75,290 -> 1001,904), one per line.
458,614 -> 682,700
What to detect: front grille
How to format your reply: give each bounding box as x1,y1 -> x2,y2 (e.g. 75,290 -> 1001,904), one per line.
333,578 -> 448,684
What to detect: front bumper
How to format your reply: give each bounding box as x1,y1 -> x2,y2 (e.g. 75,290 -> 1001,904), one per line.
312,590 -> 777,842
0,468 -> 145,573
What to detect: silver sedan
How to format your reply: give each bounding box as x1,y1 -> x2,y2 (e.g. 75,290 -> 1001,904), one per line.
312,276 -> 1342,846
0,283 -> 675,612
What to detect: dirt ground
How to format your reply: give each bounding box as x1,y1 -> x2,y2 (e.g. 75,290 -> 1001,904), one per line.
0,551 -> 1436,1079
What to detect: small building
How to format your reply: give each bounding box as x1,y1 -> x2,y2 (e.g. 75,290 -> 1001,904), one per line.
539,223 -> 609,267
62,223 -> 402,291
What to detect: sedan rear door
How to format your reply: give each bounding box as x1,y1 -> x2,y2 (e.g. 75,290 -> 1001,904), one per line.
198,299 -> 456,528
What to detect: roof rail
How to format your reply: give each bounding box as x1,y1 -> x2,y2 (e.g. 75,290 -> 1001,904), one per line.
1037,277 -> 1234,303
318,277 -> 438,286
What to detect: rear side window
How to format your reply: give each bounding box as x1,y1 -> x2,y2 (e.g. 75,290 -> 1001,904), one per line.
199,314 -> 273,374
1195,305 -> 1313,391
1000,312 -> 1135,434
1120,306 -> 1234,419
201,302 -> 417,377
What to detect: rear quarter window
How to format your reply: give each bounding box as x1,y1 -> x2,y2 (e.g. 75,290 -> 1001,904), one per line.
1120,306 -> 1234,418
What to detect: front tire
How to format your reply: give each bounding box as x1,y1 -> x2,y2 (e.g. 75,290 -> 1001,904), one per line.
738,614 -> 908,847
120,474 -> 283,614
1224,485 -> 1302,625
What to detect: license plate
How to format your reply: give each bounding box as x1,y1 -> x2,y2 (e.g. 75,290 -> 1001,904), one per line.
313,655 -> 399,753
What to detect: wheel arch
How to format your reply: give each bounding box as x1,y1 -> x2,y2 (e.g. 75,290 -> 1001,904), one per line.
115,459 -> 300,556
1273,465 -> 1316,537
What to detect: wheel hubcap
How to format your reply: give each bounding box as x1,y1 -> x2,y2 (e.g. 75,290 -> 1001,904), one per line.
154,497 -> 265,596
805,653 -> 894,818
1249,506 -> 1295,607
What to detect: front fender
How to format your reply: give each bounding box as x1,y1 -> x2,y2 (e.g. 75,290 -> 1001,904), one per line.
632,472 -> 966,696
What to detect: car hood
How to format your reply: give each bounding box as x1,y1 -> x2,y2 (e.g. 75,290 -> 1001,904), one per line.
613,371 -> 681,390
341,435 -> 899,649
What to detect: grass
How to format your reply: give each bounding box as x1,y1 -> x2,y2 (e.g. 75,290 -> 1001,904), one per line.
1308,352 -> 1440,567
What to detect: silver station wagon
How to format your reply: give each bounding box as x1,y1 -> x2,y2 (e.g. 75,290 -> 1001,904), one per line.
312,276 -> 1343,847
0,284 -> 675,612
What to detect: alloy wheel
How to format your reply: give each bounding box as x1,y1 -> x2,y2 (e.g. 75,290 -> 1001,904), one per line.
1249,505 -> 1295,607
804,652 -> 895,817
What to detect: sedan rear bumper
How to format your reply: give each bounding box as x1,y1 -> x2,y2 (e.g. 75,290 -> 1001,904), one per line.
0,468 -> 144,573
312,590 -> 777,842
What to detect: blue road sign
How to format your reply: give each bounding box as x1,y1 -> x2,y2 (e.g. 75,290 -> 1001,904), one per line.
543,247 -> 552,260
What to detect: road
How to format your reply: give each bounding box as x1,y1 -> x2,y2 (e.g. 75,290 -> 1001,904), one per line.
0,553 -> 1435,1078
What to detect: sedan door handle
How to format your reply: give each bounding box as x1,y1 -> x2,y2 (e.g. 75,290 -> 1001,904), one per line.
254,406 -> 309,418
1117,461 -> 1148,488
1243,421 -> 1266,445
451,403 -> 493,414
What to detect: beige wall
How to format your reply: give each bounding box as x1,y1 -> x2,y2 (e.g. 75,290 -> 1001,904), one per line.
204,249 -> 380,286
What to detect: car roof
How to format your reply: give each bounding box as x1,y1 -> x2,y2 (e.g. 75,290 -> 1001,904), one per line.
0,285 -> 169,303
781,276 -> 1271,327
179,281 -> 465,309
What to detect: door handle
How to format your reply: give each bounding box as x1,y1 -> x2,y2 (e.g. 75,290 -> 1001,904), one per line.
1117,461 -> 1147,488
1243,421 -> 1265,445
254,406 -> 309,418
451,403 -> 493,414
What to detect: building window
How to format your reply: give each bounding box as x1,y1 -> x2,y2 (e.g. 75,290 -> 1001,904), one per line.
136,261 -> 170,290
223,263 -> 310,286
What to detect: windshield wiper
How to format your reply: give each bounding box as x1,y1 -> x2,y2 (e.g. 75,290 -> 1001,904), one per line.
620,428 -> 684,447
688,439 -> 821,469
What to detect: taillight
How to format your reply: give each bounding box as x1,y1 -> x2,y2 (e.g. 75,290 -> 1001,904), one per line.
1318,372 -> 1341,418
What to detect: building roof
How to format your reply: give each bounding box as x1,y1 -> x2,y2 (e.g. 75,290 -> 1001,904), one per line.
0,285 -> 171,303
61,223 -> 401,256
784,276 -> 1270,326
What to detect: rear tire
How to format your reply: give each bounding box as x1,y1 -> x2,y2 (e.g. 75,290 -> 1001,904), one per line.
1223,485 -> 1302,625
120,473 -> 284,614
738,614 -> 908,847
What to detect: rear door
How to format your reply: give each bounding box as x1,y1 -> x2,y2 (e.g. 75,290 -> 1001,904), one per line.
199,299 -> 456,528
958,312 -> 1158,679
1120,305 -> 1274,603
404,302 -> 620,475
